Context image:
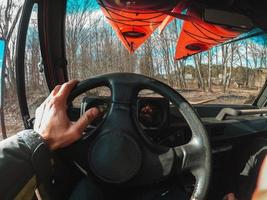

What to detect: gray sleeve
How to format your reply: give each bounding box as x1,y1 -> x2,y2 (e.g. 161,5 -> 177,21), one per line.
0,130 -> 52,200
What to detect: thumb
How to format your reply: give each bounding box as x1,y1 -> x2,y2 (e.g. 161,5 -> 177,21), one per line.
73,107 -> 99,134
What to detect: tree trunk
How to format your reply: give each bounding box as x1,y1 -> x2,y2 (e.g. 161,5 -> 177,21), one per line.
245,42 -> 249,87
207,50 -> 212,92
194,54 -> 205,91
226,45 -> 234,89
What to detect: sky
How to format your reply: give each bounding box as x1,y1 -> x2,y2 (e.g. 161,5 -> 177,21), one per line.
66,0 -> 99,14
0,39 -> 5,70
0,39 -> 5,91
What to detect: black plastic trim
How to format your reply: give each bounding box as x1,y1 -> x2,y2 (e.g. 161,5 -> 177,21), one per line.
15,0 -> 35,128
38,0 -> 68,91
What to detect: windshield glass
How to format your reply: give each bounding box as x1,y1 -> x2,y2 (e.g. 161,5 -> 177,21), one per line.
65,0 -> 267,105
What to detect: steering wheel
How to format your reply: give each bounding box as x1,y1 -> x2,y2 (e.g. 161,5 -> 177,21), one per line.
66,73 -> 211,200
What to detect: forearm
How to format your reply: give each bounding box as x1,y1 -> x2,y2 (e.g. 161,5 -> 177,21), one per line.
0,130 -> 51,200
0,133 -> 35,199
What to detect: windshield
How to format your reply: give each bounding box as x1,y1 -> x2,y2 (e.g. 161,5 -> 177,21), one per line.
65,0 -> 267,105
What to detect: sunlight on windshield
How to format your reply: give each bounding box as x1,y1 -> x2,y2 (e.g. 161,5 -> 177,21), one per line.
66,0 -> 267,105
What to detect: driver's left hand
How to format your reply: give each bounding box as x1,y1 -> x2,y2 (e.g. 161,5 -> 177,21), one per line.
34,80 -> 99,150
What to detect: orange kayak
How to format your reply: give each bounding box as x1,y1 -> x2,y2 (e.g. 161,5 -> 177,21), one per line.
98,0 -> 241,59
98,0 -> 173,52
175,16 -> 240,59
165,9 -> 241,59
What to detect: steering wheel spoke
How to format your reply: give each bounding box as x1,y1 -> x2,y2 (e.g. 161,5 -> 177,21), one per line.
174,138 -> 206,172
173,136 -> 210,200
110,79 -> 139,104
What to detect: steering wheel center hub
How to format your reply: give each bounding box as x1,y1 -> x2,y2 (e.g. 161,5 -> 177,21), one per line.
89,132 -> 142,183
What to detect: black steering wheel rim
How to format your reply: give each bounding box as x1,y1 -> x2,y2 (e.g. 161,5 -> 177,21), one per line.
67,73 -> 211,200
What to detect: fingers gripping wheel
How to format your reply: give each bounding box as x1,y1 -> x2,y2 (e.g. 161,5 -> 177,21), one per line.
67,73 -> 211,200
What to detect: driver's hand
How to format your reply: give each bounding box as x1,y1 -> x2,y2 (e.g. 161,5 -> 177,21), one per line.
34,80 -> 99,150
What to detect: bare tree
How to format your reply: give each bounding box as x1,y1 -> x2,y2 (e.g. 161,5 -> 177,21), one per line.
207,50 -> 212,92
65,0 -> 100,79
194,54 -> 205,91
0,0 -> 22,92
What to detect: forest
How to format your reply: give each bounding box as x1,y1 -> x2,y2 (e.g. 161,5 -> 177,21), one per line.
1,0 -> 267,135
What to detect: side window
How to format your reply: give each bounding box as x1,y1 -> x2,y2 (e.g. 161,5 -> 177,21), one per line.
0,1 -> 43,135
24,5 -> 49,119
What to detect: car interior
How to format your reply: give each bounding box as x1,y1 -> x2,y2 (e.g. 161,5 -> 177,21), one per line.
5,0 -> 267,199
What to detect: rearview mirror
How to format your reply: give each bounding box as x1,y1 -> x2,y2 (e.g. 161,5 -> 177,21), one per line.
0,38 -> 6,139
203,9 -> 254,31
